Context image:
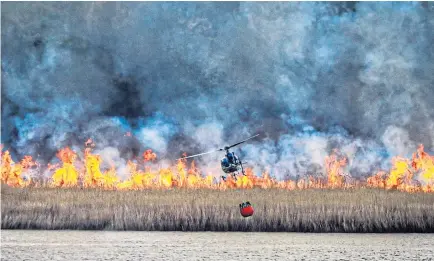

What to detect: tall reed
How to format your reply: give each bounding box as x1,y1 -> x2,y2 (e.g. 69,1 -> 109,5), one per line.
2,185 -> 433,232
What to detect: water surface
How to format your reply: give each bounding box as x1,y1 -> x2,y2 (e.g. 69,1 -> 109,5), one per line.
1,231 -> 433,261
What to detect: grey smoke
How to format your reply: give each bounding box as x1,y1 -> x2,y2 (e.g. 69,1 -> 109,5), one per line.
1,2 -> 433,180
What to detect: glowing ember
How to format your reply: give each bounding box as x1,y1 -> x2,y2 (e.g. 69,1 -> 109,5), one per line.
143,149 -> 157,162
1,140 -> 433,192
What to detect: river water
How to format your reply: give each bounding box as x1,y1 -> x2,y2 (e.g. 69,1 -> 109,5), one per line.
1,231 -> 433,261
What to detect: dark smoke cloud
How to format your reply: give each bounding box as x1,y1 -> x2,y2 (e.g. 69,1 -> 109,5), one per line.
1,2 -> 433,179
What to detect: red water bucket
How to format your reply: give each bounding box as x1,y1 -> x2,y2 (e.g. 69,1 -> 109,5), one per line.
239,201 -> 254,217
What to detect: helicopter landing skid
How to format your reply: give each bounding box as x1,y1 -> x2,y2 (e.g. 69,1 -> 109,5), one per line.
221,171 -> 241,181
240,161 -> 246,176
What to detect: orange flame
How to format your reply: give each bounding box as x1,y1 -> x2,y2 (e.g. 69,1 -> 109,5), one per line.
1,149 -> 34,187
367,144 -> 434,192
51,147 -> 79,187
325,150 -> 347,188
1,141 -> 433,192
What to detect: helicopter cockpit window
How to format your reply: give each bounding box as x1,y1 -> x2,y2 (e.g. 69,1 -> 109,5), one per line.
221,158 -> 230,167
227,153 -> 234,163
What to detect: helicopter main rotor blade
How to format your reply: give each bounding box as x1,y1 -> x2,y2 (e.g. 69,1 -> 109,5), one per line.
226,134 -> 260,150
177,134 -> 259,160
176,148 -> 222,160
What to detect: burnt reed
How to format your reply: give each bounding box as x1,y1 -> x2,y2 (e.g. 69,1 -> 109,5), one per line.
2,185 -> 434,232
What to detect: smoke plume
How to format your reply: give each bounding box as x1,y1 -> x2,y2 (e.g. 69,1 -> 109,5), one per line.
1,2 -> 433,179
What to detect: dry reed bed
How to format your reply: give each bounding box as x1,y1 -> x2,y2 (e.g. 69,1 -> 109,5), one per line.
2,185 -> 434,232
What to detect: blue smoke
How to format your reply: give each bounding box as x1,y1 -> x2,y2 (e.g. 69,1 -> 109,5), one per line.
1,2 -> 433,178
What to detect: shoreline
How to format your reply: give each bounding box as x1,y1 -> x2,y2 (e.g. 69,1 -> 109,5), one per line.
2,186 -> 434,232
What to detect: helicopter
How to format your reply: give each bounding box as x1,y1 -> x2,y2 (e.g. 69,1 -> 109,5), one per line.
177,134 -> 260,180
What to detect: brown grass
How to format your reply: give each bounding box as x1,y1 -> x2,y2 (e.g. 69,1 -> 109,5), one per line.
2,184 -> 434,232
